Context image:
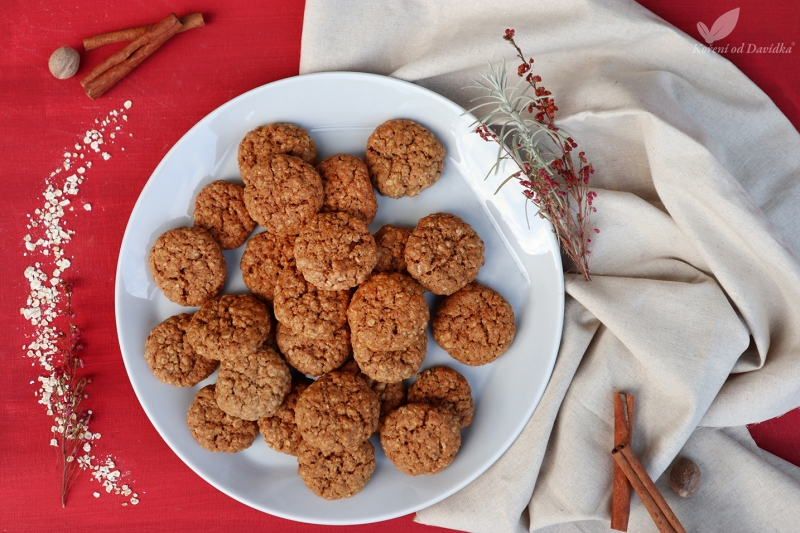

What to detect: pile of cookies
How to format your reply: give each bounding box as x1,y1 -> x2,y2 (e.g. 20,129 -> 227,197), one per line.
144,119 -> 517,500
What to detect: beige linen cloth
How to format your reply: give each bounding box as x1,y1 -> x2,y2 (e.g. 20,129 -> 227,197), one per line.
301,0 -> 800,531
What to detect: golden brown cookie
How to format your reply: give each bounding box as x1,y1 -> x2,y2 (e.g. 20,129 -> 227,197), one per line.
405,213 -> 484,295
352,331 -> 427,384
407,366 -> 474,429
240,232 -> 296,302
295,371 -> 380,453
214,346 -> 292,421
243,154 -> 324,235
318,154 -> 378,224
186,384 -> 258,453
433,282 -> 516,366
275,322 -> 351,376
238,123 -> 317,185
148,226 -> 226,306
273,266 -> 351,339
373,225 -> 413,274
340,360 -> 406,426
347,272 -> 429,351
380,402 -> 461,475
365,119 -> 446,198
193,180 -> 256,249
186,294 -> 270,361
144,313 -> 218,387
294,212 -> 378,291
297,440 -> 376,500
257,379 -> 310,456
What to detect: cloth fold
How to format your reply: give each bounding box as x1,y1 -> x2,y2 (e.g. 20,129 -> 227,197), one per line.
301,0 -> 800,530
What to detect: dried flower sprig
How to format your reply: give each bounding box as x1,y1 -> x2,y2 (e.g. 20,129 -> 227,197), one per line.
467,28 -> 597,280
46,281 -> 92,507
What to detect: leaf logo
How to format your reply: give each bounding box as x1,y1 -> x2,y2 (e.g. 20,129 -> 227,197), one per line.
697,8 -> 740,44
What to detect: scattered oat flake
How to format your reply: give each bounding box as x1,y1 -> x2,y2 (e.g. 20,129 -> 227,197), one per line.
124,100 -> 132,109
22,102 -> 140,505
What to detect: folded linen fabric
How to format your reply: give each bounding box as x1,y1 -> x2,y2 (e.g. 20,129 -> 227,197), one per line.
301,1 -> 800,530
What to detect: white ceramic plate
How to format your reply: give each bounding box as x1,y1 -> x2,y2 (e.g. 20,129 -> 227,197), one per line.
115,72 -> 563,525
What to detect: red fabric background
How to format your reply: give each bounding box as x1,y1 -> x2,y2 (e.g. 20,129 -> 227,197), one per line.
0,1 -> 796,531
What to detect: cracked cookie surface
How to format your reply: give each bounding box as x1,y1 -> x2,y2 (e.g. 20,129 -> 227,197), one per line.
365,119 -> 445,198
433,282 -> 516,366
186,294 -> 270,361
373,224 -> 413,274
276,322 -> 351,376
295,371 -> 379,453
380,402 -> 461,476
240,232 -> 296,303
215,346 -> 292,420
273,266 -> 351,339
405,212 -> 484,295
347,272 -> 429,351
352,331 -> 426,384
193,180 -> 255,249
144,313 -> 218,387
238,123 -> 317,185
407,366 -> 474,429
318,154 -> 378,224
186,384 -> 258,453
297,439 -> 376,500
243,154 -> 323,235
258,379 -> 311,456
148,226 -> 226,306
294,212 -> 378,291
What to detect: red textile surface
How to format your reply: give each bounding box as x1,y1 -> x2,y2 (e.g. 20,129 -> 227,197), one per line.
0,1 -> 796,531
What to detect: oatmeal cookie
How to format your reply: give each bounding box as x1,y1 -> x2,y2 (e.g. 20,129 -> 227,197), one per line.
240,232 -> 296,302
186,384 -> 258,453
373,224 -> 413,274
433,282 -> 516,366
275,322 -> 351,377
380,403 -> 461,476
215,346 -> 291,420
273,266 -> 350,339
186,294 -> 270,361
365,119 -> 446,198
144,313 -> 218,387
243,154 -> 324,235
407,366 -> 474,429
347,272 -> 429,351
148,226 -> 226,306
294,212 -> 378,291
258,379 -> 311,455
238,123 -> 317,185
297,440 -> 376,500
295,371 -> 380,453
340,360 -> 406,425
193,180 -> 255,249
352,331 -> 427,384
405,213 -> 484,295
318,154 -> 378,224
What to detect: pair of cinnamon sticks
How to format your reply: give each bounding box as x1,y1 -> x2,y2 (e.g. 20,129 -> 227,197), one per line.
611,392 -> 685,533
81,13 -> 204,99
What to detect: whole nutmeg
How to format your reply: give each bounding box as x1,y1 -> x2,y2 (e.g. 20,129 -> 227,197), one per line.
48,46 -> 80,79
669,457 -> 702,498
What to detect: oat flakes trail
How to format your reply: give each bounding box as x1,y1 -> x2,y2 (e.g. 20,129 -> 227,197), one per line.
20,101 -> 142,506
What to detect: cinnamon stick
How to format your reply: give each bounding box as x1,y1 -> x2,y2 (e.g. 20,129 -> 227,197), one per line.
82,14 -> 182,100
611,392 -> 635,531
612,445 -> 686,533
618,445 -> 686,533
83,13 -> 205,51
